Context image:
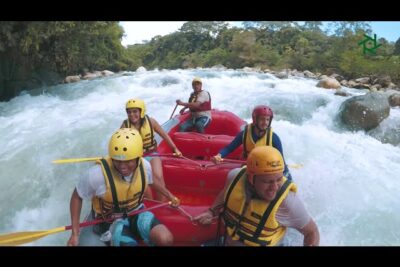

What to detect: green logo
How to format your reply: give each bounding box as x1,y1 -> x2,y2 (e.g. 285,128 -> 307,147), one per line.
358,34 -> 382,55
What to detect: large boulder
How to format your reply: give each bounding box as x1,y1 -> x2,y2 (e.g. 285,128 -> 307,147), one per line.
339,92 -> 390,131
316,77 -> 341,89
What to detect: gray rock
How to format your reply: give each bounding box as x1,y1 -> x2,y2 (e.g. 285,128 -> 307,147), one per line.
353,83 -> 371,90
339,92 -> 390,131
275,71 -> 289,79
64,75 -> 81,83
316,78 -> 341,89
347,80 -> 357,88
335,90 -> 349,97
330,73 -> 344,82
101,70 -> 114,76
374,75 -> 392,88
303,70 -> 316,78
355,77 -> 370,84
388,94 -> 400,107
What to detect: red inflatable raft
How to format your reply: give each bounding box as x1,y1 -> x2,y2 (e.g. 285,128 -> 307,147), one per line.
144,109 -> 247,245
78,109 -> 247,246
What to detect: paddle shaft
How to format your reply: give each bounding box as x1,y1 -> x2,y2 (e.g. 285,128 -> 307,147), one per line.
0,201 -> 171,246
169,104 -> 178,119
53,152 -> 175,164
219,158 -> 302,169
65,201 -> 170,230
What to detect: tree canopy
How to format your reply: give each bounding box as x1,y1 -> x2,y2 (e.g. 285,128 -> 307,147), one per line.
1,21 -> 399,101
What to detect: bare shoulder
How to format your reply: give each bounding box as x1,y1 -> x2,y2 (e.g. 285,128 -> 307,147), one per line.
149,117 -> 160,126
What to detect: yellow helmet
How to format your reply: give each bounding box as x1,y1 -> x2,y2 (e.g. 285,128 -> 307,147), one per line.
126,99 -> 146,118
192,77 -> 202,84
108,128 -> 143,161
247,146 -> 284,184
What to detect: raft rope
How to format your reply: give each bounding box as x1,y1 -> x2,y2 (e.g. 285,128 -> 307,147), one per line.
144,198 -> 218,225
155,153 -> 242,170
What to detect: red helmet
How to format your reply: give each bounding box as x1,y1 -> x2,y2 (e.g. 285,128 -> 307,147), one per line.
252,105 -> 273,125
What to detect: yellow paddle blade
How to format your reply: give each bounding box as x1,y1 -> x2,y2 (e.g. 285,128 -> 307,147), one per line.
288,164 -> 303,169
0,226 -> 65,246
52,157 -> 102,164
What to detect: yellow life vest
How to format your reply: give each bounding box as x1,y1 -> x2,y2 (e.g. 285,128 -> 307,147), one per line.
123,115 -> 157,153
223,167 -> 297,246
92,157 -> 147,218
242,124 -> 273,158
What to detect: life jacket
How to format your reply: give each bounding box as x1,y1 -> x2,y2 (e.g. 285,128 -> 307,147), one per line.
223,167 -> 297,246
123,115 -> 157,153
188,90 -> 212,112
242,124 -> 273,158
92,157 -> 147,219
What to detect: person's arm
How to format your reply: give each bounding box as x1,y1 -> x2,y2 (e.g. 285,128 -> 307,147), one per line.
143,159 -> 180,206
276,192 -> 318,246
193,168 -> 239,224
193,189 -> 225,225
220,130 -> 244,158
67,189 -> 82,246
176,99 -> 202,110
211,131 -> 244,164
67,166 -> 104,246
272,132 -> 290,176
177,91 -> 209,111
150,181 -> 180,206
299,218 -> 320,246
150,118 -> 182,156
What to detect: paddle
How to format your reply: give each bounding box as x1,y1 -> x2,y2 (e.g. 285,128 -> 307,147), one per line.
52,157 -> 102,164
217,158 -> 303,169
52,153 -> 182,165
0,201 -> 170,246
169,103 -> 178,119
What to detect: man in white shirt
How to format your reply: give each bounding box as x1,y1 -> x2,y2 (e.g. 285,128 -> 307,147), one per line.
194,146 -> 319,246
67,128 -> 177,246
176,77 -> 212,133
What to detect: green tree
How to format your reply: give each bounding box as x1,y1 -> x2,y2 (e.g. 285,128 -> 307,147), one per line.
242,21 -> 293,31
301,21 -> 323,32
180,21 -> 229,36
0,21 -> 126,101
394,37 -> 400,55
329,21 -> 371,36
